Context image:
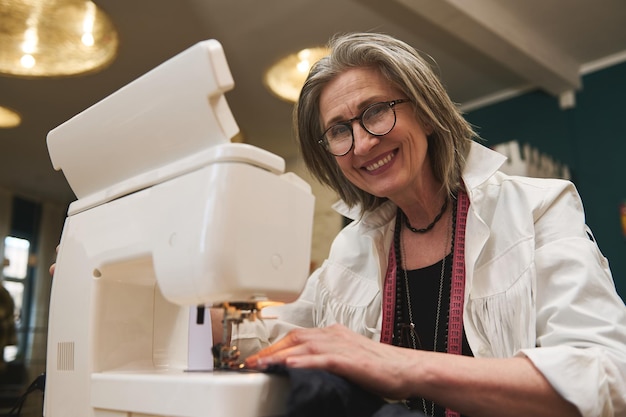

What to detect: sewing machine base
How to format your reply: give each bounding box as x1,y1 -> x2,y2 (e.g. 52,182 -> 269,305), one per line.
91,370 -> 289,417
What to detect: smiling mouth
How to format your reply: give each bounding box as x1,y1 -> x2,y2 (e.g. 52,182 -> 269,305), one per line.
365,151 -> 396,171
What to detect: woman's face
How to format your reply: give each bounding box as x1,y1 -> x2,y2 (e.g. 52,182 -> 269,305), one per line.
318,67 -> 435,202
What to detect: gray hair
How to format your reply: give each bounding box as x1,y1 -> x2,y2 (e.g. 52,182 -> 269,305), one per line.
294,32 -> 477,213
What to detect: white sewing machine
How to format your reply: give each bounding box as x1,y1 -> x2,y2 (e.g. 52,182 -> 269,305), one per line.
44,40 -> 314,417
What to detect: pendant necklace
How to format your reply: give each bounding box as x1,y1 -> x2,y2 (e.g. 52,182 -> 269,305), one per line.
395,198 -> 455,417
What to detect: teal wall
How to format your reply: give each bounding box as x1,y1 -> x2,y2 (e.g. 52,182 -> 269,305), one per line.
465,61 -> 626,300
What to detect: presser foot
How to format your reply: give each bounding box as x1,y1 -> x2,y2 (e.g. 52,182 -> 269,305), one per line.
212,302 -> 260,370
212,342 -> 244,370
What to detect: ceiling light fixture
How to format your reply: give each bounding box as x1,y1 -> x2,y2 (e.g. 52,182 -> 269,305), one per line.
264,47 -> 329,103
0,0 -> 119,77
0,106 -> 21,128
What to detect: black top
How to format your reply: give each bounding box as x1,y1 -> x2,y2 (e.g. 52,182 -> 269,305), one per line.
393,254 -> 472,417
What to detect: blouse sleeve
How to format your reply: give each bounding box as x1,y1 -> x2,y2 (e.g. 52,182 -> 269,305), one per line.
520,181 -> 626,417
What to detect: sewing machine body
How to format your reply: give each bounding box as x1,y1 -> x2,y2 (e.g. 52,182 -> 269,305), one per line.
44,40 -> 314,417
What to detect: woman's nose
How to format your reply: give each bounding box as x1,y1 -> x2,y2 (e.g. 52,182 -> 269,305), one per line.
352,124 -> 379,155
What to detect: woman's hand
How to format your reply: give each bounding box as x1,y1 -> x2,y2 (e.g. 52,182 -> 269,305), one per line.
244,323 -> 421,400
244,324 -> 582,417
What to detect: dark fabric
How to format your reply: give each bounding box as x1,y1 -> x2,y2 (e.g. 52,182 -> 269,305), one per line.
266,365 -> 425,417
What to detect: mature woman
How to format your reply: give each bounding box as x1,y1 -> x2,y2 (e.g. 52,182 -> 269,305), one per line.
240,32 -> 626,417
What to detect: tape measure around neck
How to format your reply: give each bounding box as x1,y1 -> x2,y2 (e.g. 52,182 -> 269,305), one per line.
381,191 -> 469,417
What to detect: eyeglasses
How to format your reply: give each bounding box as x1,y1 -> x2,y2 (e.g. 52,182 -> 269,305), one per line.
318,99 -> 411,156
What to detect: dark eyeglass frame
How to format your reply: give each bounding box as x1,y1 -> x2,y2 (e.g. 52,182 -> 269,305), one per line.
318,98 -> 411,156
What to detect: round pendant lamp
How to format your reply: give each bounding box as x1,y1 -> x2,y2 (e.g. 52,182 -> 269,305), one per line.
264,47 -> 329,103
0,0 -> 119,77
0,105 -> 21,128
